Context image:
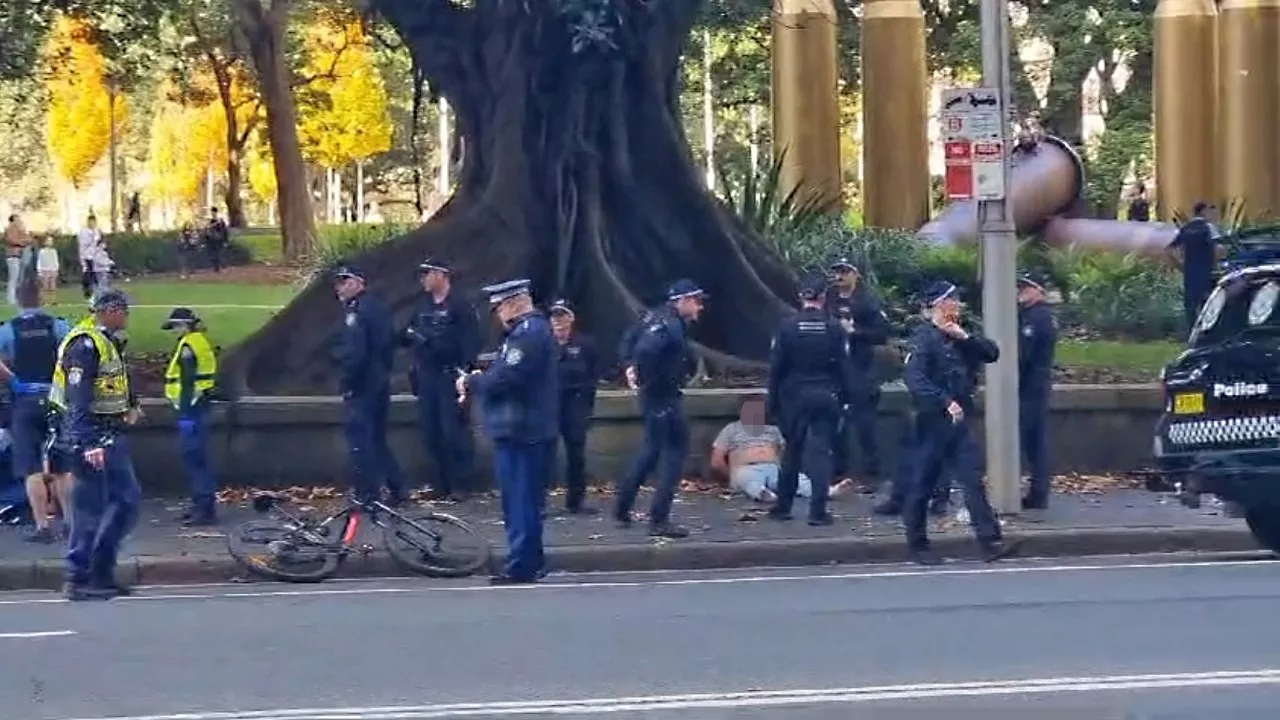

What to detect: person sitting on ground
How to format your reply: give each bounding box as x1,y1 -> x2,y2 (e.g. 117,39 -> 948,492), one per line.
710,397 -> 854,503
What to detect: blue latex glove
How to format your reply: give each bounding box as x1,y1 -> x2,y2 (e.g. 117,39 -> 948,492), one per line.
176,418 -> 197,434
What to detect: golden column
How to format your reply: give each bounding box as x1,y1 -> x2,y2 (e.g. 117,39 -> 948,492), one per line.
860,0 -> 929,229
1154,0 -> 1218,220
1220,0 -> 1280,220
771,0 -> 842,211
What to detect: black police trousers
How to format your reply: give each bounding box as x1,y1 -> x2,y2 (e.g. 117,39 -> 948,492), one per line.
1020,390 -> 1051,505
557,393 -> 593,511
902,412 -> 1001,551
774,390 -> 841,519
834,383 -> 881,480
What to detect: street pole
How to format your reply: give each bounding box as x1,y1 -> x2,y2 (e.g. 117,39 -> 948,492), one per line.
978,0 -> 1022,515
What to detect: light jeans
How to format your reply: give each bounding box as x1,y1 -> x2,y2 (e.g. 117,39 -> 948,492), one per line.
6,256 -> 19,305
731,463 -> 812,501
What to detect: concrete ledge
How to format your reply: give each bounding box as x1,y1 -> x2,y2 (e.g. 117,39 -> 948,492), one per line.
0,524 -> 1256,592
124,384 -> 1165,493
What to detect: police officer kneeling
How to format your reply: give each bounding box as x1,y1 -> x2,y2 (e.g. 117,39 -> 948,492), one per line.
162,307 -> 220,526
50,290 -> 143,600
901,281 -> 1012,565
766,274 -> 856,526
458,279 -> 558,585
0,278 -> 72,543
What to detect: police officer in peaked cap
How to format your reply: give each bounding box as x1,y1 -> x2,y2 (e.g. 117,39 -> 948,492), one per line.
1016,272 -> 1058,511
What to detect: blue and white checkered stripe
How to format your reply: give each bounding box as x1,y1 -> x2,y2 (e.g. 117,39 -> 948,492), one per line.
1165,415 -> 1280,447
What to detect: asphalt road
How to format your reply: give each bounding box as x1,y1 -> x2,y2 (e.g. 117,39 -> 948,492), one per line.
2,554 -> 1280,720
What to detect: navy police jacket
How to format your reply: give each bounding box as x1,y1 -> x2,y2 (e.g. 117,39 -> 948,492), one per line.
1018,301 -> 1057,398
335,291 -> 397,398
467,311 -> 559,442
618,306 -> 695,403
904,322 -> 999,417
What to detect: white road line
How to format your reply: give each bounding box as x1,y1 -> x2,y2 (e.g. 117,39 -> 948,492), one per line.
0,557 -> 1276,607
55,669 -> 1280,719
0,630 -> 76,639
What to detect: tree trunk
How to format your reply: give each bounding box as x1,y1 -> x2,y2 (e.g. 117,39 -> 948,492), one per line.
221,0 -> 796,395
232,0 -> 316,261
209,54 -> 251,229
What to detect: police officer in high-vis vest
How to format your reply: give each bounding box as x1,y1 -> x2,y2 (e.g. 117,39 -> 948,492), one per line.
458,279 -> 558,585
0,278 -> 72,543
49,289 -> 142,601
162,307 -> 220,526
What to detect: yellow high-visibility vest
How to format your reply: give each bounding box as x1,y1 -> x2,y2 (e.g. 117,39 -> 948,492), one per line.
48,325 -> 131,416
163,331 -> 218,408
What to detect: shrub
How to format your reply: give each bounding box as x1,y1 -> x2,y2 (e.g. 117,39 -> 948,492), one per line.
1052,247 -> 1183,340
49,232 -> 253,278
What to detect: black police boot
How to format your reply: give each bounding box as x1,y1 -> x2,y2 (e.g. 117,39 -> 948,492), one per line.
424,487 -> 454,502
63,582 -> 113,602
182,505 -> 218,527
807,512 -> 834,527
488,574 -> 539,586
613,510 -> 633,528
1021,495 -> 1048,511
909,547 -> 943,566
565,504 -> 599,516
980,539 -> 1018,563
648,522 -> 689,539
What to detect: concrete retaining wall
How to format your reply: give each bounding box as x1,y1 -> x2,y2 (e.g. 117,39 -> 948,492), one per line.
125,384 -> 1163,495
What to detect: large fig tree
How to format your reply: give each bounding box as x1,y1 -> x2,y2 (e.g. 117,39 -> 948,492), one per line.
222,0 -> 797,394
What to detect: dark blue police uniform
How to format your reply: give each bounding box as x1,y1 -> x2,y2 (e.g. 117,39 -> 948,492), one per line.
901,281 -> 1009,564
1170,212 -> 1221,328
0,309 -> 71,488
57,290 -> 141,599
766,274 -> 856,525
465,279 -> 558,584
1017,273 -> 1058,510
548,300 -> 598,514
826,258 -> 890,485
614,280 -> 702,538
402,259 -> 481,499
334,267 -> 407,504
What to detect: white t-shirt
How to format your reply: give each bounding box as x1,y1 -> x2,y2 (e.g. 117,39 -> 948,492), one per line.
37,247 -> 59,273
76,228 -> 101,262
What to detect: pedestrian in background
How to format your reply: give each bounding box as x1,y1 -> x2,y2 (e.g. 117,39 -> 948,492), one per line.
76,214 -> 102,300
5,214 -> 31,306
1128,183 -> 1151,222
458,279 -> 558,585
765,273 -> 855,526
37,236 -> 60,305
203,207 -> 228,273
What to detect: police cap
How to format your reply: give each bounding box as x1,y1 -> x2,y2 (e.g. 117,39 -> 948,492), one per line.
666,278 -> 705,302
417,258 -> 451,274
90,289 -> 130,312
548,298 -> 574,317
797,273 -> 827,301
921,281 -> 959,307
332,265 -> 366,282
829,258 -> 859,274
161,306 -> 200,329
483,278 -> 532,306
1017,272 -> 1049,291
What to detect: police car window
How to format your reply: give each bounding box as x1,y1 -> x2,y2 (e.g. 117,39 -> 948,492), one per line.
1190,278 -> 1280,347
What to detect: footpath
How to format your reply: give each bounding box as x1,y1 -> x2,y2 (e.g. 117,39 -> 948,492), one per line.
0,476 -> 1257,590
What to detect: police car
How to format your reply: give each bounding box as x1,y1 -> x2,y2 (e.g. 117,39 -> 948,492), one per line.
1153,232 -> 1280,553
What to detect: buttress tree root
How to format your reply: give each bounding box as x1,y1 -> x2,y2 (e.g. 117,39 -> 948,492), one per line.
220,0 -> 799,396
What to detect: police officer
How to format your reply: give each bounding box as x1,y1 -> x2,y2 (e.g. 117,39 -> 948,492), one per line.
901,281 -> 1011,565
162,307 -> 220,526
403,259 -> 481,500
458,279 -> 558,585
49,289 -> 142,600
766,274 -> 855,526
874,296 -> 951,518
333,266 -> 407,505
1016,272 -> 1058,510
548,299 -> 598,515
0,278 -> 72,543
1170,202 -> 1223,329
615,279 -> 704,539
826,258 -> 890,490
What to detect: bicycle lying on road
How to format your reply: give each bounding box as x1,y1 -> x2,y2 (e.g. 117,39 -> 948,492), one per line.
227,493 -> 491,583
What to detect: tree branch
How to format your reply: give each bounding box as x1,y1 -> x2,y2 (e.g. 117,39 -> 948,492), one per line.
370,0 -> 474,100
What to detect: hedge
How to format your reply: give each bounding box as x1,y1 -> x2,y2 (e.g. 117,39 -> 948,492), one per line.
45,232 -> 254,279
768,216 -> 1184,342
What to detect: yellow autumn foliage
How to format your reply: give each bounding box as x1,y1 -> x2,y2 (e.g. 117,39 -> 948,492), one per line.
146,82 -> 225,207
44,15 -> 127,188
297,16 -> 393,168
247,144 -> 278,204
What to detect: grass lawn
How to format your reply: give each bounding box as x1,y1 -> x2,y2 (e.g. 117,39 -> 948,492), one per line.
1056,339 -> 1183,376
0,280 -> 298,355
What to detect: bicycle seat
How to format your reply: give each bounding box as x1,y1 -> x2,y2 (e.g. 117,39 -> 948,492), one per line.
251,493 -> 284,513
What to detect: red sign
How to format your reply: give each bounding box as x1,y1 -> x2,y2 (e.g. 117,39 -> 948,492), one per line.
973,141 -> 1002,160
943,140 -> 973,199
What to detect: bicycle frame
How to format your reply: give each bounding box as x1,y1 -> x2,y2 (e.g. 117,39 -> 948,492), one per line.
267,499 -> 443,555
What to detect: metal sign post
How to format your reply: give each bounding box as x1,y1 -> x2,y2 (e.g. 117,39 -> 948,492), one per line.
977,0 -> 1022,515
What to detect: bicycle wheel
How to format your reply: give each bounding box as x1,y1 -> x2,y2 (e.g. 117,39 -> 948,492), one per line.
382,510 -> 491,578
227,518 -> 344,583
